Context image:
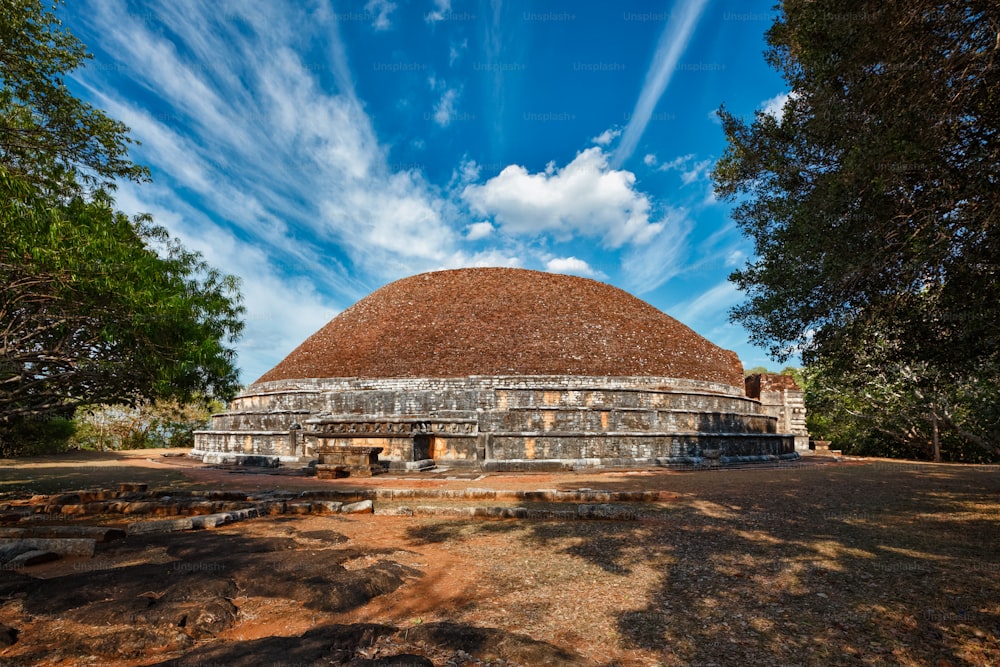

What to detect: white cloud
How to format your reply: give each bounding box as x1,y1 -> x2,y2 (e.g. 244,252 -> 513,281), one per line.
591,128 -> 621,146
671,281 -> 743,324
365,0 -> 397,30
465,221 -> 495,240
760,91 -> 796,119
463,250 -> 522,268
451,158 -> 481,185
462,147 -> 664,248
426,0 -> 451,23
648,152 -> 711,185
449,39 -> 468,66
614,0 -> 711,165
434,88 -> 459,126
545,257 -> 601,278
69,0 -> 761,381
681,159 -> 712,185
621,209 -> 692,294
73,0 -> 483,379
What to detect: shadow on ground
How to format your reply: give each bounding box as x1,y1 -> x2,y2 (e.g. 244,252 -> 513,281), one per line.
0,519 -> 592,666
405,463 -> 1000,665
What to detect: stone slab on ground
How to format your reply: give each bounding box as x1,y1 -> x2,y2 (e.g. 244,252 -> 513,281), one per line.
127,517 -> 194,535
0,526 -> 125,542
311,500 -> 343,514
6,549 -> 60,569
0,537 -> 95,557
190,513 -> 233,529
341,500 -> 374,514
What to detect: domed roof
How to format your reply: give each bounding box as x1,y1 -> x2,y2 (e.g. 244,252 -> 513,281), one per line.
254,268 -> 743,387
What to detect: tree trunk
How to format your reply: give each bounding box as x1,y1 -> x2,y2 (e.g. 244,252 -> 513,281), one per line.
931,403 -> 941,463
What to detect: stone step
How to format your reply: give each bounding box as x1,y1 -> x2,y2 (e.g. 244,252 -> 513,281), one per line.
0,526 -> 125,542
0,538 -> 95,557
376,503 -> 646,521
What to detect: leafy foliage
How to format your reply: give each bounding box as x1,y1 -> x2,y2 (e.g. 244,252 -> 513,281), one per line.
805,358 -> 1000,463
0,0 -> 148,193
0,173 -> 244,428
70,398 -> 220,451
0,415 -> 75,457
0,1 -> 244,455
714,1 -> 1000,460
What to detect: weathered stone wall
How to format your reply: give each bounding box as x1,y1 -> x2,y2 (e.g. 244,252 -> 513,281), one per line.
193,375 -> 798,467
745,373 -> 810,451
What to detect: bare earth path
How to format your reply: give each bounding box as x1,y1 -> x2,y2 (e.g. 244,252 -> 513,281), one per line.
0,450 -> 998,666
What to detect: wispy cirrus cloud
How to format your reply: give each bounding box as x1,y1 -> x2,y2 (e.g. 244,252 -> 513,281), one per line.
644,152 -> 713,184
63,0 -> 778,379
365,0 -> 397,30
433,88 -> 460,126
71,0 -> 508,379
613,0 -> 712,166
671,280 -> 743,325
426,0 -> 451,23
620,209 -> 692,294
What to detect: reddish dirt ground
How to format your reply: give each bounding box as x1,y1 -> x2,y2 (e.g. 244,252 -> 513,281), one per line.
0,450 -> 998,666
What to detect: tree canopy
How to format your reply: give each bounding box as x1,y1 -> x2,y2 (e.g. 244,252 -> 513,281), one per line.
0,0 -> 148,193
714,1 -> 1000,460
1,174 -> 244,422
0,1 -> 244,450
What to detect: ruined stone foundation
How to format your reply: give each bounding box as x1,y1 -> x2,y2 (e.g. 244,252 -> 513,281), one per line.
193,375 -> 798,470
193,268 -> 804,470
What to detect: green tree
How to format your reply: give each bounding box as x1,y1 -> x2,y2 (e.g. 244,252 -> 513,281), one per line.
0,1 -> 244,454
1,174 -> 244,428
70,398 -> 221,452
713,1 -> 1000,460
0,0 -> 148,193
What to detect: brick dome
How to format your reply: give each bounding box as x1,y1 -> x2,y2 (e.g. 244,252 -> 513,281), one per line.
254,268 -> 743,387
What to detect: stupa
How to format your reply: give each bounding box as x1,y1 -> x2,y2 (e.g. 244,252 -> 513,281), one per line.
193,268 -> 802,469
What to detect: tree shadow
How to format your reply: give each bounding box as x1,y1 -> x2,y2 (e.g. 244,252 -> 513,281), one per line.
403,462 -> 1000,664
142,620 -> 588,667
0,526 -> 419,664
603,463 -> 1000,665
0,464 -> 192,497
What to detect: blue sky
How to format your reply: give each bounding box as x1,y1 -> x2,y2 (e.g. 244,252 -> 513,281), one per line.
61,0 -> 792,384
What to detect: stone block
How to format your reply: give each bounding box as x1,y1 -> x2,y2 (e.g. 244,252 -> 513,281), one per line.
122,501 -> 158,515
190,513 -> 232,529
286,502 -> 314,514
227,508 -> 259,521
254,501 -> 287,515
341,500 -> 374,514
311,501 -> 344,514
6,550 -> 60,568
315,464 -> 348,479
0,538 -> 95,557
126,518 -> 194,536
